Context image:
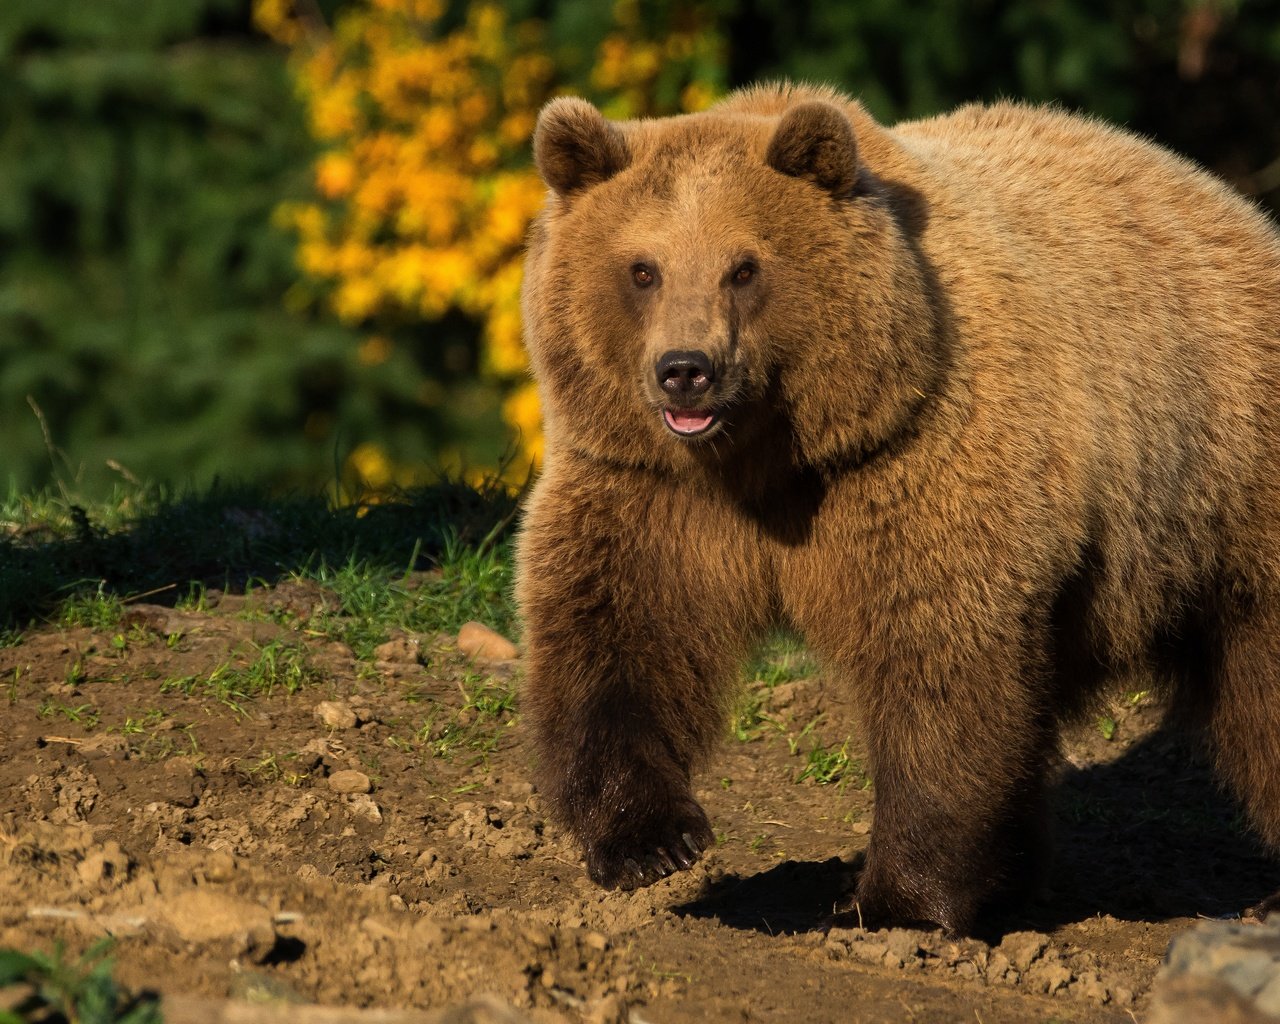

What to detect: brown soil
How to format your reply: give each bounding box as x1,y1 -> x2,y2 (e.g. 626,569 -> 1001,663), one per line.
1,580 -> 1275,1023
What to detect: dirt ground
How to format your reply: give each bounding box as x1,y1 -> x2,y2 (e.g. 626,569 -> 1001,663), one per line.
2,578 -> 1276,1023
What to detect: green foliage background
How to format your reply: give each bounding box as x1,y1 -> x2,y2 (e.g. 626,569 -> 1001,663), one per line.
725,0 -> 1280,194
1,0 -> 502,496
3,0 -> 1278,497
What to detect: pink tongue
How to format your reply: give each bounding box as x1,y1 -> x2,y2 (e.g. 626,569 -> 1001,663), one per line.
665,409 -> 714,433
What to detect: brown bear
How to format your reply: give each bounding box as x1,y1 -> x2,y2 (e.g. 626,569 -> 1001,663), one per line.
513,81 -> 1280,936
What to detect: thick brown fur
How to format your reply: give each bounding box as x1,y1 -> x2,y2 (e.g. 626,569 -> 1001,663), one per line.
514,82 -> 1280,936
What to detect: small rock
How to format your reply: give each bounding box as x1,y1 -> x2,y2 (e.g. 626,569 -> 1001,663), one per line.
301,737 -> 345,761
584,930 -> 609,951
1154,919 -> 1280,1022
1026,961 -> 1073,996
998,930 -> 1050,973
313,700 -> 358,730
457,621 -> 519,664
158,756 -> 203,807
158,889 -> 276,960
202,849 -> 238,883
848,939 -> 890,965
374,635 -> 422,665
1147,975 -> 1274,1024
76,841 -> 130,888
986,950 -> 1014,983
585,994 -> 626,1024
343,793 -> 383,823
490,836 -> 520,859
328,769 -> 372,794
1071,970 -> 1109,1004
767,680 -> 813,711
883,928 -> 922,966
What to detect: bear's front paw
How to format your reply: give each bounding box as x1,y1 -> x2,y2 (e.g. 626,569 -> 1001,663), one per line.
585,802 -> 715,890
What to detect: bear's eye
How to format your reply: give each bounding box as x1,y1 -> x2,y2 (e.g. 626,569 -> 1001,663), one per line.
732,262 -> 756,285
632,264 -> 656,288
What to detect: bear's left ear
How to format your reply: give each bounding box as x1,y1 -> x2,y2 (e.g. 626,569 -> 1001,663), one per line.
766,101 -> 859,198
534,97 -> 630,198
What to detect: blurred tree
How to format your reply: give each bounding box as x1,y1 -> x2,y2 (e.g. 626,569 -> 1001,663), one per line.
0,0 -> 500,498
726,0 -> 1280,211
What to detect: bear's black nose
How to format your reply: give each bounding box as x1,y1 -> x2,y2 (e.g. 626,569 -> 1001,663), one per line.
656,350 -> 715,398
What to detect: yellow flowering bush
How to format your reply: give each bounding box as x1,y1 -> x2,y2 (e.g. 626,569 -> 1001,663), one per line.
255,0 -> 725,483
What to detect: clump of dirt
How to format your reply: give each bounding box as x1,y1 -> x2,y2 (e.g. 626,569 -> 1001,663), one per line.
0,578 -> 1274,1022
822,926 -> 1138,1005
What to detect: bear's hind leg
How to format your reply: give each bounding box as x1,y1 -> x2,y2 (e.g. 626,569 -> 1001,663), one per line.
1205,588 -> 1280,920
851,642 -> 1056,937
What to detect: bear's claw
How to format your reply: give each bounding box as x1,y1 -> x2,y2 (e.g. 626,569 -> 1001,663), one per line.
585,804 -> 715,890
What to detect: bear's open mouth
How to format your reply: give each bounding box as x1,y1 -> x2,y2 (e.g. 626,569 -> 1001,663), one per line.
662,407 -> 718,437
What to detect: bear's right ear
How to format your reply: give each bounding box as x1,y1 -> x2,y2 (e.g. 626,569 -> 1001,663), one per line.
534,97 -> 630,198
766,101 -> 859,198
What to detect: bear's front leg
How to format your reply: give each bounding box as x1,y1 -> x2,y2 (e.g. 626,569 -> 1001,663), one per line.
515,468 -> 767,889
851,642 -> 1055,936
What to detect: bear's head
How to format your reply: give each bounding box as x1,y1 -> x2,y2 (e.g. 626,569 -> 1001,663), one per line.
522,86 -> 939,475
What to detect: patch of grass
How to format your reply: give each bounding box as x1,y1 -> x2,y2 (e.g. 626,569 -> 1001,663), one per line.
411,534 -> 515,637
796,739 -> 857,785
124,721 -> 200,762
58,585 -> 124,631
119,710 -> 167,736
305,532 -> 517,661
0,476 -> 521,630
412,671 -> 518,763
38,700 -> 101,730
175,582 -> 210,613
64,656 -> 88,688
231,578 -> 283,624
306,558 -> 411,660
746,631 -> 816,687
0,937 -> 161,1024
731,688 -> 779,742
241,751 -> 310,786
732,630 -> 816,742
161,639 -> 319,712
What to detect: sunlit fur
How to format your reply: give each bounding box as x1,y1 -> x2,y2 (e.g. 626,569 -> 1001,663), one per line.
515,81 -> 1280,935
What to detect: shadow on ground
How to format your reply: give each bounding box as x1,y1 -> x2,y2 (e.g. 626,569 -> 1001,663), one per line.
678,723 -> 1278,938
677,855 -> 860,935
1041,724 -> 1277,927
